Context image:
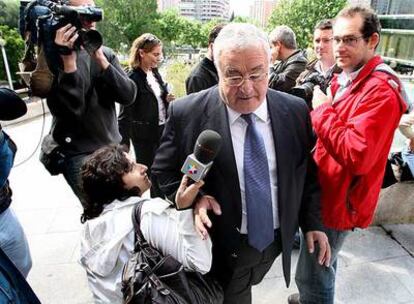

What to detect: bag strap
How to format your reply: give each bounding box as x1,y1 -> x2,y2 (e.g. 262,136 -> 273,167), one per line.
131,199 -> 150,250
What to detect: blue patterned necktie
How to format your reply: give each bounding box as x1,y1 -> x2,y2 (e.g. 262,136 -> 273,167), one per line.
242,113 -> 274,252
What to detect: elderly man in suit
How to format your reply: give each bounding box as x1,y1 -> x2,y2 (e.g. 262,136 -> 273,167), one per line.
152,23 -> 330,304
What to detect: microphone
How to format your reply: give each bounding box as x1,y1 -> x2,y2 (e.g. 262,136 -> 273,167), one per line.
0,88 -> 27,121
181,130 -> 222,182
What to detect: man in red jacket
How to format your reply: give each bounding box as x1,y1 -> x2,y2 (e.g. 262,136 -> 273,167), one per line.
288,6 -> 407,304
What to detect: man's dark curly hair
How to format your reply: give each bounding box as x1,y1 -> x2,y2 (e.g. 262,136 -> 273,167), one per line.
80,144 -> 141,223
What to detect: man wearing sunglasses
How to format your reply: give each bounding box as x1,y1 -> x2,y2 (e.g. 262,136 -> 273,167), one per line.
45,0 -> 137,208
289,6 -> 407,304
153,23 -> 330,304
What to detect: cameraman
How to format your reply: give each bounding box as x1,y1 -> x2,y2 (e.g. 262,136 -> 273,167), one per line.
293,20 -> 341,109
46,0 -> 137,208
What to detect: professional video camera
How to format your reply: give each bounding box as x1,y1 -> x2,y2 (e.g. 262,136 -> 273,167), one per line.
23,0 -> 104,55
290,71 -> 330,107
19,0 -> 104,96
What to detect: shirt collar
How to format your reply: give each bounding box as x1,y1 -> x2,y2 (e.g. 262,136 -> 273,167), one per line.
315,61 -> 335,77
337,65 -> 364,88
226,98 -> 268,125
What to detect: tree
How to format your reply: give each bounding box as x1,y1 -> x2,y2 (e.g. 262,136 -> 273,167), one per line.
267,0 -> 347,49
0,0 -> 20,30
231,15 -> 259,27
178,18 -> 204,49
156,9 -> 185,45
96,0 -> 160,50
0,25 -> 25,81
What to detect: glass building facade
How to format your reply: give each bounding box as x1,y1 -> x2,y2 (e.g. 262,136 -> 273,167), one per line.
371,0 -> 414,71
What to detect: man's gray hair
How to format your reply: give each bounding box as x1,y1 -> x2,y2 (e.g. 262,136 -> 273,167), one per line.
213,23 -> 270,73
269,25 -> 297,49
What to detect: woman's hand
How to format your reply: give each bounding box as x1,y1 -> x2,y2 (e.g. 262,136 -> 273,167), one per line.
175,175 -> 204,209
166,93 -> 175,103
409,138 -> 414,152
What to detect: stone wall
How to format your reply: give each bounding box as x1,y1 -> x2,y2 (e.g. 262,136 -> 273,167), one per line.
373,182 -> 414,225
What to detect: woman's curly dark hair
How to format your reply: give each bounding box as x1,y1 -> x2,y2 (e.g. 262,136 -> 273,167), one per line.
80,144 -> 141,223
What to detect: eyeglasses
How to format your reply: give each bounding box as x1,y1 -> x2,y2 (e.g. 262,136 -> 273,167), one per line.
223,72 -> 268,87
333,35 -> 366,46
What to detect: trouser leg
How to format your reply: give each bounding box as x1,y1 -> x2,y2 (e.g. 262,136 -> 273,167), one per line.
62,153 -> 89,208
295,228 -> 349,304
223,230 -> 282,304
0,208 -> 32,278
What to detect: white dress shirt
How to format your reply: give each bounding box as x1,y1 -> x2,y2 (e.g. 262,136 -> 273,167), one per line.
79,197 -> 212,304
226,100 -> 279,234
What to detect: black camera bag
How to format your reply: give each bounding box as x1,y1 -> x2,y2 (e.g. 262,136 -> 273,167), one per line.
39,134 -> 66,176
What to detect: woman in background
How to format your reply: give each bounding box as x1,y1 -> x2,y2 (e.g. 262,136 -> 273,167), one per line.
118,33 -> 174,197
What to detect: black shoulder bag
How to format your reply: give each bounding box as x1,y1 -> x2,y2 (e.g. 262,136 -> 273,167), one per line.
121,201 -> 223,304
39,134 -> 66,176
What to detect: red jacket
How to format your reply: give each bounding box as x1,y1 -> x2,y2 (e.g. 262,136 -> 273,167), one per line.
311,56 -> 407,230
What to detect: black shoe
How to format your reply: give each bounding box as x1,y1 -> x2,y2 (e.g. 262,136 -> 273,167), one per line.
287,293 -> 300,304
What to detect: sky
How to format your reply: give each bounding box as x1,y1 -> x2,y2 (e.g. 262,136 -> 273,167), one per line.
229,0 -> 254,17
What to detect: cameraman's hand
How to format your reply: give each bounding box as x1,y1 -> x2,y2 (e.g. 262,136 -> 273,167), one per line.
312,85 -> 332,109
91,47 -> 110,70
55,24 -> 78,73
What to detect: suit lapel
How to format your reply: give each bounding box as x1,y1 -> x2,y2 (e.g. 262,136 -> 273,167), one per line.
267,93 -> 292,217
202,89 -> 242,217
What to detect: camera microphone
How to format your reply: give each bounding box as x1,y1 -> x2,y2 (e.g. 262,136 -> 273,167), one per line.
181,130 -> 222,182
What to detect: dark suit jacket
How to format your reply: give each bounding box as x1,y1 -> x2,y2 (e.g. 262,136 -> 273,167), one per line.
185,57 -> 218,94
152,87 -> 322,287
269,49 -> 307,93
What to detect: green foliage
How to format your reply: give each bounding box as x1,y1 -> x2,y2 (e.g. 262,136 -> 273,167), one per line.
164,60 -> 194,98
200,18 -> 226,47
156,9 -> 185,45
157,11 -> 222,49
0,25 -> 24,81
0,0 -> 19,30
96,0 -> 160,50
178,19 -> 204,48
267,0 -> 347,49
232,15 -> 260,27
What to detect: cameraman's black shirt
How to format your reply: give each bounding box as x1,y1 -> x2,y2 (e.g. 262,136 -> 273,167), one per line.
47,47 -> 137,155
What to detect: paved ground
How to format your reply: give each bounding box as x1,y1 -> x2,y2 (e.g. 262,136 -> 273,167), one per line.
4,113 -> 414,304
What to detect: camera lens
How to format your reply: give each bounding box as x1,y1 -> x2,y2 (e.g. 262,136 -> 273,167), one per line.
79,29 -> 103,54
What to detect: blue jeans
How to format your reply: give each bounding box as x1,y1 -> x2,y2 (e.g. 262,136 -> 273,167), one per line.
62,153 -> 89,208
295,228 -> 349,304
0,208 -> 32,278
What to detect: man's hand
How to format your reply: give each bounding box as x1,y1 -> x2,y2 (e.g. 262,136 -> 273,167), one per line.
305,231 -> 331,267
55,24 -> 78,73
91,47 -> 110,70
194,195 -> 222,240
55,23 -> 78,50
400,113 -> 414,127
312,86 -> 332,109
175,176 -> 204,209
